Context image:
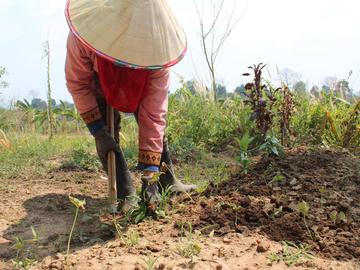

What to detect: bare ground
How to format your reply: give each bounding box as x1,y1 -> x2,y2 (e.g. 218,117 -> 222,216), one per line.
0,147 -> 359,270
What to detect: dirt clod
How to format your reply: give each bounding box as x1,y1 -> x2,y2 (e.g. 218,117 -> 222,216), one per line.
223,237 -> 231,244
256,241 -> 270,253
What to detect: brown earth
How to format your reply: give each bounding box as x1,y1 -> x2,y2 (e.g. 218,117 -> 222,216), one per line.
0,147 -> 359,269
177,147 -> 360,261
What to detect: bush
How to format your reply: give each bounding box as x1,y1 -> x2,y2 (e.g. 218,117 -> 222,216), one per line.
62,141 -> 100,172
292,94 -> 359,148
167,82 -> 254,159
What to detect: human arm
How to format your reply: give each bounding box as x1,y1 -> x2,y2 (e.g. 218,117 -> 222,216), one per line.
65,32 -> 104,135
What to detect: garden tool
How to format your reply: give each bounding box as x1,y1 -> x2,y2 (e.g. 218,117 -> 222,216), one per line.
106,105 -> 118,214
101,105 -> 138,213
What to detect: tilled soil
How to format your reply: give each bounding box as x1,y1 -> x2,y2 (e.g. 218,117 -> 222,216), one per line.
175,147 -> 360,261
0,147 -> 359,269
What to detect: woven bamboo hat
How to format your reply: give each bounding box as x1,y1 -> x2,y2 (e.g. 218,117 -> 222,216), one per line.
65,0 -> 187,69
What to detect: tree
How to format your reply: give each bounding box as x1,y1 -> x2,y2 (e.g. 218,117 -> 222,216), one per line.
184,79 -> 209,97
66,107 -> 83,133
54,100 -> 69,133
234,84 -> 246,96
34,109 -> 59,134
310,85 -> 321,99
16,99 -> 37,133
293,81 -> 307,95
321,85 -> 331,94
196,0 -> 242,101
279,68 -> 301,87
54,100 -> 80,133
186,80 -> 197,95
31,98 -> 47,110
336,80 -> 353,99
216,83 -> 227,99
323,76 -> 338,91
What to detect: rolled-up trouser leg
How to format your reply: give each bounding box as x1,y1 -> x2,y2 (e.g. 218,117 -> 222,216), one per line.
96,98 -> 135,201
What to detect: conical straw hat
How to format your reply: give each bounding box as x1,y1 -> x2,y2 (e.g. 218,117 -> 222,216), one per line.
65,0 -> 187,69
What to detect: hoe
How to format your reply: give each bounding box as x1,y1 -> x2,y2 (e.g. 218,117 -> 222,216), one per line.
107,105 -> 118,214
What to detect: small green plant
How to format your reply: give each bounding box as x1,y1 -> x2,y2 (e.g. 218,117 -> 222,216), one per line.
176,222 -> 202,259
259,134 -> 284,157
177,241 -> 202,258
268,174 -> 286,186
66,195 -> 86,267
112,214 -> 125,241
329,210 -> 338,225
126,230 -> 141,247
142,256 -> 159,270
230,203 -> 242,226
235,132 -> 253,174
156,184 -> 174,218
11,257 -> 38,270
120,195 -> 148,225
63,142 -> 100,171
11,226 -> 40,270
268,241 -> 314,266
318,186 -> 327,208
339,211 -> 347,223
274,206 -> 283,217
297,201 -> 313,241
329,210 -> 347,225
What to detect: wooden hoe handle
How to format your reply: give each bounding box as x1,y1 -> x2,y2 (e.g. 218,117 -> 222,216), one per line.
106,105 -> 118,213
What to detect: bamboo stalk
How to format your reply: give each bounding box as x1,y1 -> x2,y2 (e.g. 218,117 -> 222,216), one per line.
107,105 -> 118,213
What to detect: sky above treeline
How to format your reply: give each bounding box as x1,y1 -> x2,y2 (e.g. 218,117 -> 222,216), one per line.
0,0 -> 359,105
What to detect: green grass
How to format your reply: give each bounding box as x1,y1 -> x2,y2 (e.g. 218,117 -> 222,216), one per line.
176,151 -> 230,193
0,134 -> 94,179
0,125 -> 228,198
62,141 -> 100,172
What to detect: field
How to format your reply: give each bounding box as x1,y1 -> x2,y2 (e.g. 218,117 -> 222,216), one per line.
0,78 -> 359,269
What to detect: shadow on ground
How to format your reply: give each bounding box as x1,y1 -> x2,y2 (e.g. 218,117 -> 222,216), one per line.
0,193 -> 112,263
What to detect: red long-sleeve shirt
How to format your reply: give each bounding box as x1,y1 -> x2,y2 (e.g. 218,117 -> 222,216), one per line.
65,32 -> 169,166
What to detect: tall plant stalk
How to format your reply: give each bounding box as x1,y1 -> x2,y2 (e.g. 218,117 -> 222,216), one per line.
66,196 -> 86,268
43,40 -> 54,139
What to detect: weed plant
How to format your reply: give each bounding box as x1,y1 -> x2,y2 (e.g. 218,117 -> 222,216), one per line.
11,226 -> 40,270
176,222 -> 202,259
268,241 -> 314,266
66,195 -> 86,268
297,201 -> 314,241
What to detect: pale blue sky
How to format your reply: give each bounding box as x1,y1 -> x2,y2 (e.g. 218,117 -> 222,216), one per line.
1,0 -> 359,105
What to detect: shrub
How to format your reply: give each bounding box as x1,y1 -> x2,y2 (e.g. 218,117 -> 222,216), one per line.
167,82 -> 254,159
